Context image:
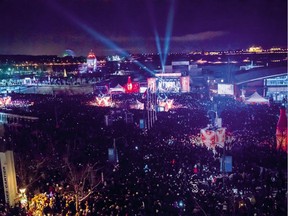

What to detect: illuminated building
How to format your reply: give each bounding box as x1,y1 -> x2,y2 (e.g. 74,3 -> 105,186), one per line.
269,47 -> 287,53
247,46 -> 263,53
149,61 -> 203,93
147,73 -> 190,93
265,75 -> 288,102
162,61 -> 202,76
107,55 -> 121,61
234,65 -> 287,102
87,51 -> 97,72
78,51 -> 98,73
62,49 -> 75,58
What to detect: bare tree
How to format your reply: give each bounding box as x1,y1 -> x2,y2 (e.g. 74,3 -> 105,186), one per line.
63,156 -> 104,213
14,153 -> 47,193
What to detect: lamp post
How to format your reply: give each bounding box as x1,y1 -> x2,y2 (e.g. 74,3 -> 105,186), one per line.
19,188 -> 26,194
112,137 -> 128,165
113,138 -> 119,164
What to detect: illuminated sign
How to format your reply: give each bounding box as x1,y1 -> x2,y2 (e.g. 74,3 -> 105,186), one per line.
155,73 -> 182,77
139,119 -> 145,129
180,76 -> 190,93
93,96 -> 112,107
217,84 -> 234,95
266,76 -> 288,86
147,78 -> 157,93
220,156 -> 233,172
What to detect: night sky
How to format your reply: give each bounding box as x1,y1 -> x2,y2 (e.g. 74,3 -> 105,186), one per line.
0,0 -> 287,56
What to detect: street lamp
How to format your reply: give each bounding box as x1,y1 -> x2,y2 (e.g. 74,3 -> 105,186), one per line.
19,188 -> 27,209
19,188 -> 26,194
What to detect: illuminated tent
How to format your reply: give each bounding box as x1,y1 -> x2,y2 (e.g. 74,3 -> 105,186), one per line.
136,100 -> 144,110
276,107 -> 287,152
245,92 -> 269,105
109,84 -> 125,94
130,100 -> 144,110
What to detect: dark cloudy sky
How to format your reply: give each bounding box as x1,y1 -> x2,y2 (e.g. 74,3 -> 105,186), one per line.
0,0 -> 286,56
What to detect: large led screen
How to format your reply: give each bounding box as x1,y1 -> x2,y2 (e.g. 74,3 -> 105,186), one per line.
217,84 -> 234,95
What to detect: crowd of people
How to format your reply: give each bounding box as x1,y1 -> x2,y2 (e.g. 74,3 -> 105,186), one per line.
0,92 -> 286,215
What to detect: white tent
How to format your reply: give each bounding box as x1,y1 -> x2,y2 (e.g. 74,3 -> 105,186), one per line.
245,92 -> 269,105
109,84 -> 125,93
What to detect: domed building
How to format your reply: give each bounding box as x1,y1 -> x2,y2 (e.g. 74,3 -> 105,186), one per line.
63,49 -> 75,58
87,50 -> 97,72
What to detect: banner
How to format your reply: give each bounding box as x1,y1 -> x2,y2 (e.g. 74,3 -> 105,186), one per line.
108,148 -> 118,164
139,119 -> 145,129
0,151 -> 17,206
201,127 -> 226,149
220,156 -> 233,172
180,76 -> 190,93
147,78 -> 157,93
276,128 -> 287,151
200,128 -> 216,149
215,128 -> 226,148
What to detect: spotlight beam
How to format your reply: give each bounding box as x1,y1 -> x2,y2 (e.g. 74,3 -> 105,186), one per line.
154,29 -> 164,72
46,1 -> 155,76
146,0 -> 164,72
163,0 -> 175,67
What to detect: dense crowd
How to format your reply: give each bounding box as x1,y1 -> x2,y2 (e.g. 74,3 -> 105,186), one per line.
0,92 -> 286,216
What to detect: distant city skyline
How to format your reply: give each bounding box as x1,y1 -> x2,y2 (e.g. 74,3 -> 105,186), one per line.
0,0 -> 287,56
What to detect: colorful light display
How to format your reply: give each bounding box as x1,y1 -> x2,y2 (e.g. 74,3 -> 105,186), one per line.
88,95 -> 112,107
124,76 -> 139,93
0,96 -> 33,108
0,96 -> 11,106
200,127 -> 226,149
158,99 -> 174,112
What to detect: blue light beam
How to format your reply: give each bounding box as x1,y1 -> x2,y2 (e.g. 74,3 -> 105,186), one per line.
46,1 -> 155,76
163,0 -> 175,67
154,29 -> 164,72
